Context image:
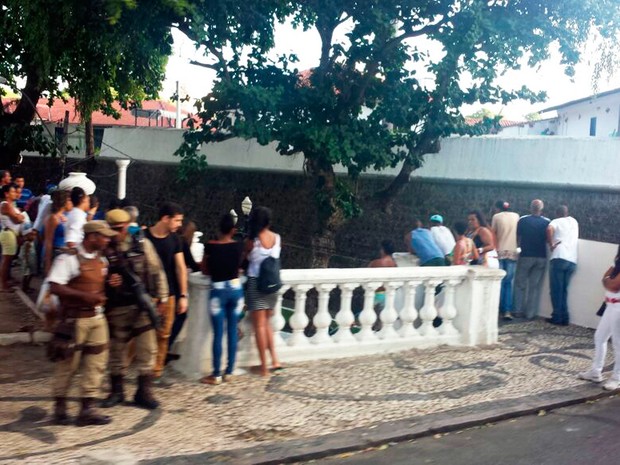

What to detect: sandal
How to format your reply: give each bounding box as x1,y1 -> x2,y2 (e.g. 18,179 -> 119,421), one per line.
270,366 -> 285,373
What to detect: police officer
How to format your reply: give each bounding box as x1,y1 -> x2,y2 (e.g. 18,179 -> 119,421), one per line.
101,209 -> 169,410
47,220 -> 118,426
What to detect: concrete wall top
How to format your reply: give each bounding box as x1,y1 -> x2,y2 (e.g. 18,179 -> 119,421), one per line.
97,127 -> 620,190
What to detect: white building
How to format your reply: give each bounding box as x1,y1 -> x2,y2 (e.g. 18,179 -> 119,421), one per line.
540,87 -> 620,138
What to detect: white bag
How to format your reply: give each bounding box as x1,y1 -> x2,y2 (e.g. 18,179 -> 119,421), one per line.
36,279 -> 59,315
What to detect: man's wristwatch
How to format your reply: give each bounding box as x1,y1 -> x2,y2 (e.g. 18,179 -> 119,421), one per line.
179,293 -> 189,299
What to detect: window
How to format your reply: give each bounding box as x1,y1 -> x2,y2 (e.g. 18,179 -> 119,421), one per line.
590,117 -> 597,136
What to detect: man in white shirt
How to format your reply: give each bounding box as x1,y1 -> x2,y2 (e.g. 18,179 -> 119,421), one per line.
65,187 -> 94,248
546,205 -> 579,326
429,214 -> 455,263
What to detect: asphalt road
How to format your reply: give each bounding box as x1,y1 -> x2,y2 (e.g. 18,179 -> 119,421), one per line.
314,395 -> 620,465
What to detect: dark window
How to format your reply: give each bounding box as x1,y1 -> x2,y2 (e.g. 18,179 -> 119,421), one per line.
590,117 -> 597,136
94,127 -> 104,150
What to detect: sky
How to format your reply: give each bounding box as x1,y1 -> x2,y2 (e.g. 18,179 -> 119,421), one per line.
162,21 -> 620,122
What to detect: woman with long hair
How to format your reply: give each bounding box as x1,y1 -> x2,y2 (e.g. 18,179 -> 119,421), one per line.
179,220 -> 201,272
579,244 -> 620,390
467,210 -> 499,268
0,184 -> 25,291
43,190 -> 72,275
452,221 -> 479,266
244,206 -> 282,376
200,213 -> 245,385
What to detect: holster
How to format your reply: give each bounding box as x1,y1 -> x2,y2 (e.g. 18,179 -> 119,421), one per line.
46,318 -> 77,362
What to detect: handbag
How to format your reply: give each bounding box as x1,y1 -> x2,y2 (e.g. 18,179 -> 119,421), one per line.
597,302 -> 607,317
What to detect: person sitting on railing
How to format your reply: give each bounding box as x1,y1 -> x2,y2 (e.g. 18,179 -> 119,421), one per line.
368,240 -> 397,330
452,221 -> 479,266
404,218 -> 446,267
200,213 -> 244,385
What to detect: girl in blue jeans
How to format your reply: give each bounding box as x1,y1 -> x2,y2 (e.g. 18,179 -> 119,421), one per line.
200,214 -> 245,385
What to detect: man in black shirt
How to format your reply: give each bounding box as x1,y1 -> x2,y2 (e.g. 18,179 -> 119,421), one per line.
514,199 -> 550,319
144,202 -> 188,381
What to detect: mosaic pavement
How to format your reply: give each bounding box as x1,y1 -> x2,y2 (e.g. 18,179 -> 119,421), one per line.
0,320 -> 610,464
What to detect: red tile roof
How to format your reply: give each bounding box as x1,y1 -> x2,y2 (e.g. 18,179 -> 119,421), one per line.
1,97 -> 190,128
465,117 -> 526,128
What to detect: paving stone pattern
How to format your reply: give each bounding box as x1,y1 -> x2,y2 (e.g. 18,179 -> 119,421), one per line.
0,321 -> 611,464
0,289 -> 42,334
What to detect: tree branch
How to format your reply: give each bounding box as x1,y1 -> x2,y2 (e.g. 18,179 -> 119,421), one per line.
189,60 -> 219,71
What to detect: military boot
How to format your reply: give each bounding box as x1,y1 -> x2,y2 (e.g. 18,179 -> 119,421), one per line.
52,397 -> 71,425
76,398 -> 112,426
134,374 -> 159,410
100,375 -> 125,408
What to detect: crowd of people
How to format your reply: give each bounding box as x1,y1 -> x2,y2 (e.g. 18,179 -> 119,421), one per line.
401,199 -> 580,325
4,167 -> 617,418
0,169 -> 283,426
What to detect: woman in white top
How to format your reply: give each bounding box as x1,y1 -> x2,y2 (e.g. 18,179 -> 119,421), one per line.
0,183 -> 25,291
578,245 -> 620,390
244,206 -> 282,376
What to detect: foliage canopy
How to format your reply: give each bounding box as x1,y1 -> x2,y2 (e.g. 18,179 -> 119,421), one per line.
178,0 -> 620,236
0,0 -> 182,166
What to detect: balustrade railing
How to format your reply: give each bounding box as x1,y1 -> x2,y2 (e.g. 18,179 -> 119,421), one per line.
174,266 -> 505,379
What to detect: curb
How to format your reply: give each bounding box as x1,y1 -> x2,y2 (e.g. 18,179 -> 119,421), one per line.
0,331 -> 51,346
141,384 -> 614,465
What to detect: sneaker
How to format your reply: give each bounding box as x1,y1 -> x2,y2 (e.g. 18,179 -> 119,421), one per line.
152,376 -> 175,388
223,373 -> 236,382
200,375 -> 222,385
603,379 -> 620,391
503,312 -> 514,321
578,369 -> 603,383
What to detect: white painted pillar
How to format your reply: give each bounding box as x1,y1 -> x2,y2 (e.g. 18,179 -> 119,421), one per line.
115,159 -> 131,199
175,272 -> 211,379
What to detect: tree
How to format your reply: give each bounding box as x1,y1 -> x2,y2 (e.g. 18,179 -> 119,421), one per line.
0,0 -> 183,167
177,0 -> 620,266
467,108 -> 497,119
525,112 -> 542,122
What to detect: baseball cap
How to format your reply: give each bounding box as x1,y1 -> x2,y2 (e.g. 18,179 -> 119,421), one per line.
105,209 -> 131,226
430,214 -> 443,223
83,220 -> 117,237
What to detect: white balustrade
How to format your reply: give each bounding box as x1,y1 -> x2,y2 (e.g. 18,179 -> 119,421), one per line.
271,285 -> 289,346
288,284 -> 312,346
175,266 -> 505,379
378,281 -> 402,340
312,283 -> 336,344
333,283 -> 357,343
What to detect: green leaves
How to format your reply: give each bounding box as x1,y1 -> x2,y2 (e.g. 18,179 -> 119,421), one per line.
175,0 -> 620,228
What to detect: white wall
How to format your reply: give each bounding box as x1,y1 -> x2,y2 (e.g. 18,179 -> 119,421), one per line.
97,128 -> 620,191
411,136 -> 620,190
538,239 -> 617,329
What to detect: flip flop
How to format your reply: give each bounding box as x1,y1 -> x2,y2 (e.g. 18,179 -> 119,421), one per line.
270,366 -> 285,373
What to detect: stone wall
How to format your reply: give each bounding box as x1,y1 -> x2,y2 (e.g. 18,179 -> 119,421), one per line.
20,156 -> 620,268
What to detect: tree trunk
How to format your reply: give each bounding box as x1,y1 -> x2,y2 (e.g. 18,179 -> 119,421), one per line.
305,156 -> 347,268
84,115 -> 95,158
310,229 -> 336,268
0,74 -> 42,168
375,138 -> 441,213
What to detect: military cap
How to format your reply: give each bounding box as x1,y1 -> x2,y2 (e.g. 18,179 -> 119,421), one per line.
105,208 -> 131,226
83,220 -> 117,237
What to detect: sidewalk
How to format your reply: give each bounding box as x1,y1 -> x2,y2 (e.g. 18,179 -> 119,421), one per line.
0,319 -> 611,464
0,281 -> 44,337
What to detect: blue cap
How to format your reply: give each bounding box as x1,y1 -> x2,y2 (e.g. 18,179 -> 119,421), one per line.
430,214 -> 443,223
